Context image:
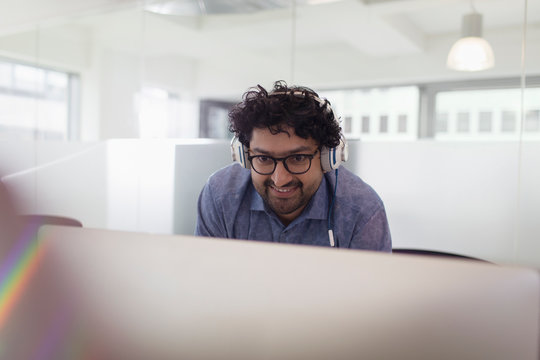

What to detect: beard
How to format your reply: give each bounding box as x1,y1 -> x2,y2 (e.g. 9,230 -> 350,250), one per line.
257,179 -> 309,217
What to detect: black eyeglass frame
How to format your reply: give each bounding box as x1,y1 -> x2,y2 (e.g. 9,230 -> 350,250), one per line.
247,149 -> 319,175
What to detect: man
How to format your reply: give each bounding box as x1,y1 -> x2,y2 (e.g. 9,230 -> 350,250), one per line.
196,81 -> 391,251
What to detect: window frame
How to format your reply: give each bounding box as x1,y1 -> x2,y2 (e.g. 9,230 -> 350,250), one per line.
0,56 -> 80,141
419,76 -> 540,139
320,76 -> 540,141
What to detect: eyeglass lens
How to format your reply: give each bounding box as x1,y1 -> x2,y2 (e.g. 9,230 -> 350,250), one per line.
249,153 -> 314,175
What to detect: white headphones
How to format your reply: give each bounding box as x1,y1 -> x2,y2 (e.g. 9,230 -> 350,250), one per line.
230,91 -> 348,173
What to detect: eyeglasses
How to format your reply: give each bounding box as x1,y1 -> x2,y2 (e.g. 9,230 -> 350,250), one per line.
247,150 -> 319,175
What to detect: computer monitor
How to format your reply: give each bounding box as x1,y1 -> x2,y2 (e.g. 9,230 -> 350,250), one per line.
2,225 -> 538,359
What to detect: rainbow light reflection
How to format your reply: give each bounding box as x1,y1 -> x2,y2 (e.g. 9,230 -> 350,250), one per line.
0,223 -> 45,329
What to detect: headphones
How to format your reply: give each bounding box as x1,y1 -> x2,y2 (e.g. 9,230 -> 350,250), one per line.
230,91 -> 348,173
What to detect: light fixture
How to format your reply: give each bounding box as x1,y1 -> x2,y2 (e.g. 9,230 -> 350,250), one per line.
144,0 -> 296,16
144,0 -> 343,16
447,12 -> 495,72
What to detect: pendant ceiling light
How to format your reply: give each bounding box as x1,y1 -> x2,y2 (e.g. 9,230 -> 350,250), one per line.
447,11 -> 495,72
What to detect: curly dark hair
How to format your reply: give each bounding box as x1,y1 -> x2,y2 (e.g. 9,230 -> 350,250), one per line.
228,81 -> 342,149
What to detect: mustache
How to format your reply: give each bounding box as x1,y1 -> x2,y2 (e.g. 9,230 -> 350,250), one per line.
264,179 -> 302,188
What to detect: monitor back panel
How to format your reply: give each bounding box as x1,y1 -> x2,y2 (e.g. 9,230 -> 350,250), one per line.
2,225 -> 538,360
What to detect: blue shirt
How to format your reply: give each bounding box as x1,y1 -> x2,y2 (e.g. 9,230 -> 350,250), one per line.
195,163 -> 391,251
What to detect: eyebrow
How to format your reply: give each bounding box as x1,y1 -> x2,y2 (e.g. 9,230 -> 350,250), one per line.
250,145 -> 314,156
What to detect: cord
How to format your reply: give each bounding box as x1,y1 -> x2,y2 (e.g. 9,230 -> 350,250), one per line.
328,168 -> 339,247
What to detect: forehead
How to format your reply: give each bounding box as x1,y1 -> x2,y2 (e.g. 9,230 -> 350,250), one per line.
250,126 -> 318,155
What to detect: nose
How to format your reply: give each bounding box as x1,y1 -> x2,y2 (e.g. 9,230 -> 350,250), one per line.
271,160 -> 293,187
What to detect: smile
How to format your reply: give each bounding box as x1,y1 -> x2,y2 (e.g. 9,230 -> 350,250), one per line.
269,185 -> 299,198
272,186 -> 294,193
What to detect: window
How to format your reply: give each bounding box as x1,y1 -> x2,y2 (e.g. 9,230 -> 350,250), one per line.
319,77 -> 540,142
343,116 -> 352,133
500,111 -> 516,132
429,79 -> 540,140
379,115 -> 388,133
478,112 -> 493,132
436,112 -> 449,133
525,110 -> 540,132
361,115 -> 370,133
320,86 -> 419,141
136,87 -> 182,138
397,114 -> 408,133
457,112 -> 470,133
0,58 -> 79,140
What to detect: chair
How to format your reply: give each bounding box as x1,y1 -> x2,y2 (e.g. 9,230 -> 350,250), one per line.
19,214 -> 83,229
392,248 -> 488,262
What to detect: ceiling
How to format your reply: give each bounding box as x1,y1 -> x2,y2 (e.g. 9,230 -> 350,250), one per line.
2,0 -> 538,39
0,0 -> 538,95
56,0 -> 536,57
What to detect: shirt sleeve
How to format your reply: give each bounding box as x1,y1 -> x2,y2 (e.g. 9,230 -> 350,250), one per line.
195,182 -> 228,238
349,207 -> 392,252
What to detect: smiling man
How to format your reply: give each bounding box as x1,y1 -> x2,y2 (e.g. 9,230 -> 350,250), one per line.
195,81 -> 391,251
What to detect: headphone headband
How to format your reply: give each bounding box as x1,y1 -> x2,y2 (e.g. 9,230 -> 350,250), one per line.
231,89 -> 347,172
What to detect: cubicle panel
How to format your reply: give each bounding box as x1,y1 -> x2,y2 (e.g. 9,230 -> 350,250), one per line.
173,140 -> 232,235
342,138 -> 360,175
356,141 -> 526,265
1,142 -> 108,228
0,140 -> 99,176
515,142 -> 540,267
1,139 -> 232,236
106,139 -> 177,234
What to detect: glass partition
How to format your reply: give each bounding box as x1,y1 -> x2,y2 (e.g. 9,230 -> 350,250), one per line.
0,0 -> 538,267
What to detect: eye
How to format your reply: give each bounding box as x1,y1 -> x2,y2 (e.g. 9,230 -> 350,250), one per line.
289,154 -> 308,163
255,156 -> 273,164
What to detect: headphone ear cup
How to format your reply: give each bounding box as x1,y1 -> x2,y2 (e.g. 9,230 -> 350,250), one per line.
230,137 -> 251,169
320,138 -> 348,172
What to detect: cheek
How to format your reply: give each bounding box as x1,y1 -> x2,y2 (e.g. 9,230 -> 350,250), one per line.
300,170 -> 324,190
250,171 -> 267,187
